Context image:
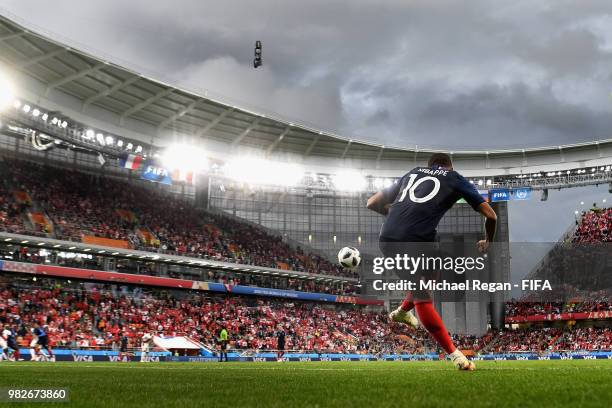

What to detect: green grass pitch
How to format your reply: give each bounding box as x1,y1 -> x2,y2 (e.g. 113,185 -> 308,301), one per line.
0,360 -> 611,407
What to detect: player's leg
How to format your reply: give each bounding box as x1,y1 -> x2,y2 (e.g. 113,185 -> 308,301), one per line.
382,240 -> 419,328
39,338 -> 53,361
9,341 -> 19,361
414,300 -> 474,370
0,339 -> 8,361
389,292 -> 419,328
29,339 -> 38,361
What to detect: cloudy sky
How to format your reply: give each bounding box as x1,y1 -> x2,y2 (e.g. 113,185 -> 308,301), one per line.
2,0 -> 612,150
1,1 -> 611,243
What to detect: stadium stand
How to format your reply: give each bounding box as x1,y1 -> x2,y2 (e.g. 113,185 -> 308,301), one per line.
0,157 -> 355,279
0,277 -> 609,355
0,244 -> 357,296
505,297 -> 611,318
573,207 -> 611,243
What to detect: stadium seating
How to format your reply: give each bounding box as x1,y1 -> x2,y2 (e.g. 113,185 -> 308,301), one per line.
573,207 -> 611,243
505,298 -> 611,318
1,278 -> 609,354
0,245 -> 357,295
0,158 -> 354,278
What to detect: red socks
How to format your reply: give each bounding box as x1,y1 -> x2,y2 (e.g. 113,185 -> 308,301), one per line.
400,293 -> 414,312
414,301 -> 456,354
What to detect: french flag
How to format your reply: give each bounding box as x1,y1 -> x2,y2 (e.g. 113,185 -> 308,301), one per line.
120,154 -> 142,170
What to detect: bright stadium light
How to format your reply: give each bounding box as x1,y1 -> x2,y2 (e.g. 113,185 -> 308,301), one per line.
0,72 -> 15,111
161,143 -> 208,174
332,170 -> 366,192
96,133 -> 106,146
224,157 -> 304,187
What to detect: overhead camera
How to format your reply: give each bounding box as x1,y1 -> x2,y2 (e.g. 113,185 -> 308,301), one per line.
254,40 -> 262,68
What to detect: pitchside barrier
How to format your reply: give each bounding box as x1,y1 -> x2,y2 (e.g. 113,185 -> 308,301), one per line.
10,349 -> 612,362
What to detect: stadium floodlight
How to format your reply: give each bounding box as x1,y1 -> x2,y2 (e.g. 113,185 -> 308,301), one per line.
0,71 -> 14,111
135,145 -> 143,153
332,170 -> 367,192
85,129 -> 95,139
22,104 -> 31,113
117,140 -> 123,148
32,109 -> 40,117
105,136 -> 114,145
41,113 -> 48,121
96,133 -> 105,146
13,100 -> 21,109
161,143 -> 208,175
224,156 -> 304,187
126,143 -> 133,150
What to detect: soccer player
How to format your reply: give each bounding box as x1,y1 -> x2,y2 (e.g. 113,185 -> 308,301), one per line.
30,323 -> 54,362
366,153 -> 497,371
119,333 -> 130,362
0,325 -> 9,361
276,327 -> 286,362
4,326 -> 20,361
140,332 -> 153,362
218,326 -> 228,362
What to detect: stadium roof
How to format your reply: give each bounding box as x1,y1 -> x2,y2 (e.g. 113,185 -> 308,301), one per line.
1,13 -> 611,176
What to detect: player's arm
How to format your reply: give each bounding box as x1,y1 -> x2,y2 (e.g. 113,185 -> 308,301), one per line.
366,176 -> 403,215
366,191 -> 392,216
476,202 -> 497,253
455,174 -> 497,253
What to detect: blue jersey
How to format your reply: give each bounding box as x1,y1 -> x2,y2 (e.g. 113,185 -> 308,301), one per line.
380,166 -> 485,242
7,329 -> 16,342
33,327 -> 47,338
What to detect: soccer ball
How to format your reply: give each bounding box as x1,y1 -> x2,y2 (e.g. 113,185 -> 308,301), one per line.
338,246 -> 361,270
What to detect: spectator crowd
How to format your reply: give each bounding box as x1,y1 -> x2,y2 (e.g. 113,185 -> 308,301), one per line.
573,207 -> 612,243
0,158 -> 354,278
0,278 -> 609,355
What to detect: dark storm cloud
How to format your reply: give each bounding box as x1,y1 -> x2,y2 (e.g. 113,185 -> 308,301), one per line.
2,0 -> 612,148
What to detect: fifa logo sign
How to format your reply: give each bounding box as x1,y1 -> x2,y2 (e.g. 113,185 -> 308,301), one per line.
144,166 -> 169,177
492,191 -> 508,201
